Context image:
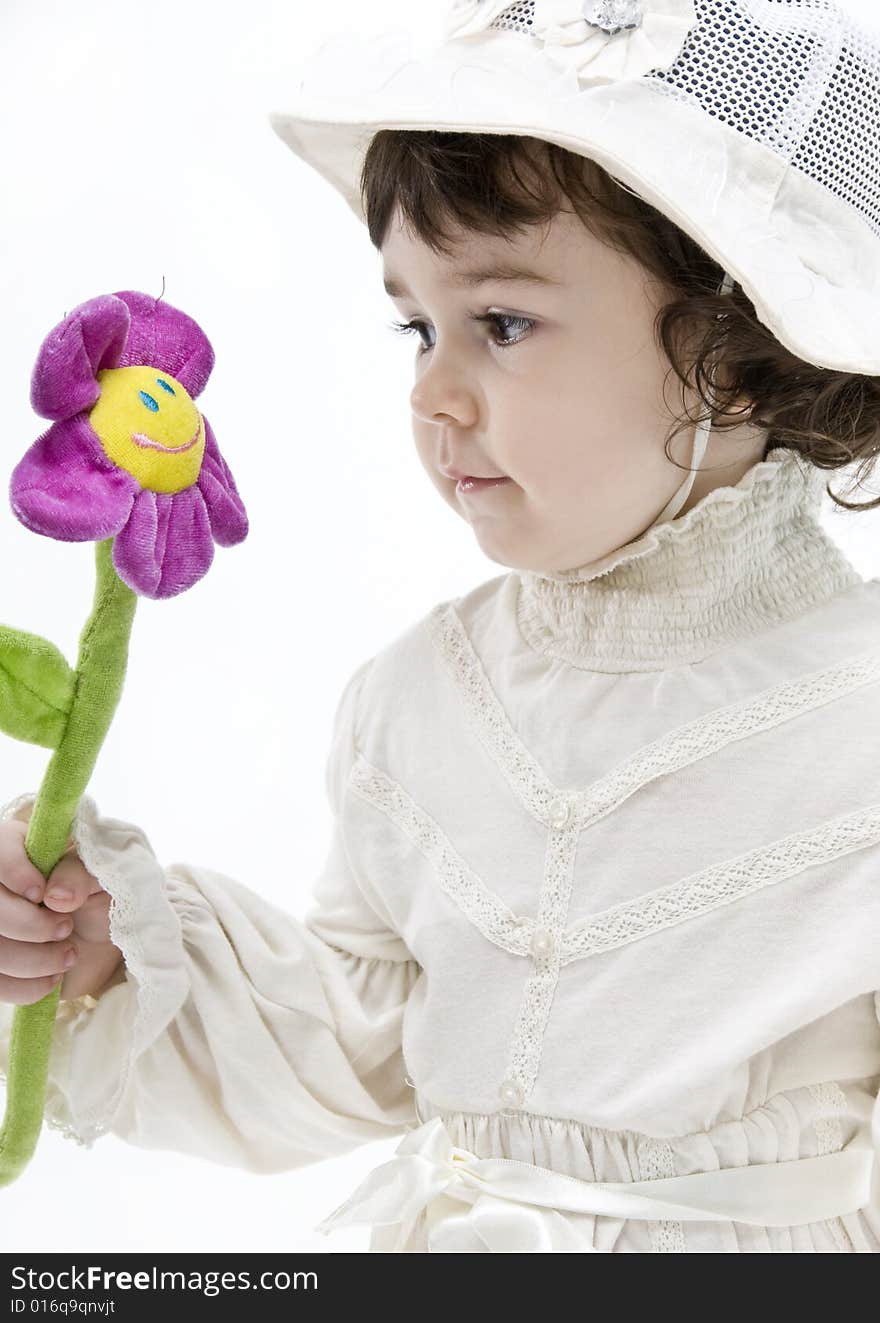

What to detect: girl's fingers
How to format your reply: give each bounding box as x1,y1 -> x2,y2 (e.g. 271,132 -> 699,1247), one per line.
58,943 -> 124,1003
0,884 -> 74,944
42,849 -> 102,913
0,819 -> 51,904
0,971 -> 63,1007
0,934 -> 76,980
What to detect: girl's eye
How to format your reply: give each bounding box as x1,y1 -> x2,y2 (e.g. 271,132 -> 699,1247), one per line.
388,312 -> 534,354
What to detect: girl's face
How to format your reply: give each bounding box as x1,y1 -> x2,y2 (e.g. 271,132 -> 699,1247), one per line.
381,203 -> 767,575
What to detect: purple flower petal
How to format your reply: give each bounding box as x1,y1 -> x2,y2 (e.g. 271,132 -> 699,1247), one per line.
9,415 -> 137,541
112,484 -> 215,600
196,414 -> 248,546
30,295 -> 131,421
111,291 -> 215,398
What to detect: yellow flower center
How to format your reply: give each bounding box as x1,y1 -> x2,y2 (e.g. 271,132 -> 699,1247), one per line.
90,366 -> 205,494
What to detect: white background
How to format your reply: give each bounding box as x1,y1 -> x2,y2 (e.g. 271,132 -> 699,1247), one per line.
0,0 -> 878,1253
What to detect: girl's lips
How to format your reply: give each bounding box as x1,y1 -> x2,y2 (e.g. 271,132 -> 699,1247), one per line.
456,475 -> 512,494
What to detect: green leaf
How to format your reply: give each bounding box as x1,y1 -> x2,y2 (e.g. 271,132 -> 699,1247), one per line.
0,625 -> 75,749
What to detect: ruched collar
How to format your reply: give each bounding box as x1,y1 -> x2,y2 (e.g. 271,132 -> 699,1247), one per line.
515,447 -> 864,673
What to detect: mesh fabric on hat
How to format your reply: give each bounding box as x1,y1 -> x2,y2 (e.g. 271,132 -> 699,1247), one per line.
490,0 -> 880,239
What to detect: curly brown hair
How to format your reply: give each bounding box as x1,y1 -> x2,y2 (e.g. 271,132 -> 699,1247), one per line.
359,129 -> 880,513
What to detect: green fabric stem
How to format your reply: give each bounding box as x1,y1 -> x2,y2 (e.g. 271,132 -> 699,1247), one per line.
0,536 -> 137,1186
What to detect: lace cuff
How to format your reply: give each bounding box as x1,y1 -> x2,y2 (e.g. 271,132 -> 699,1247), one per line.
0,790 -> 189,1146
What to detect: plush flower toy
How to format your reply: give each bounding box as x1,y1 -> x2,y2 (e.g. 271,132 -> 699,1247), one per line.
0,290 -> 248,1184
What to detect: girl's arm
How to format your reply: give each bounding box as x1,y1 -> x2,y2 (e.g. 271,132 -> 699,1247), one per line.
0,659 -> 422,1170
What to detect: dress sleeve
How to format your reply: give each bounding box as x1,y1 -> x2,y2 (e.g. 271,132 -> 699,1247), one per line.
0,657 -> 422,1172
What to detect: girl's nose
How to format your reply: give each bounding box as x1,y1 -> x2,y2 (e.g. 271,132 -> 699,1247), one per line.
410,357 -> 479,428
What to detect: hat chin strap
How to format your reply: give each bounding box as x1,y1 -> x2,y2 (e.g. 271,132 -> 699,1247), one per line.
650,268 -> 737,527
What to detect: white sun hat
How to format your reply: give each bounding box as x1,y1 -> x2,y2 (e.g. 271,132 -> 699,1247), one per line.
267,0 -> 880,524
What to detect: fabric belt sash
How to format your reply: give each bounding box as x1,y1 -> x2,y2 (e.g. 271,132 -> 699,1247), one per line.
314,1114 -> 876,1252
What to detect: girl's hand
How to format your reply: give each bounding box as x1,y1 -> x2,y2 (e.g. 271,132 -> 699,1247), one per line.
0,807 -> 123,1005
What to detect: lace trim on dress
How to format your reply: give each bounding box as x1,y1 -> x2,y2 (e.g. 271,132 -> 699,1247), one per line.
808,1080 -> 856,1252
429,603 -> 559,825
351,753 -> 880,966
352,744 -> 880,1123
350,755 -> 582,1106
351,666 -> 880,1110
350,757 -> 533,955
431,600 -> 880,833
561,802 -> 880,962
637,1137 -> 688,1252
349,756 -> 880,973
366,605 -> 880,1113
505,823 -> 580,1104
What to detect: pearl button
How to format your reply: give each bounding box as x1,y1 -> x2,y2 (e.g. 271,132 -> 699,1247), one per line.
499,1077 -> 523,1108
530,927 -> 554,959
548,796 -> 572,829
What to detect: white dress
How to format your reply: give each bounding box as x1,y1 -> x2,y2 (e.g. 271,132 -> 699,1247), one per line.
1,445 -> 879,1252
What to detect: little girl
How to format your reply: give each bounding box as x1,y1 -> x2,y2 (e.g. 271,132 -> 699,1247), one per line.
1,0 -> 880,1252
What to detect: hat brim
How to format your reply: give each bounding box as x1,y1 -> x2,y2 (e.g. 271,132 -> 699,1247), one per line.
269,27 -> 880,375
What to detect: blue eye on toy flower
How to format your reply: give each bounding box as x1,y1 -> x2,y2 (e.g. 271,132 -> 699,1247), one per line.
10,290 -> 248,598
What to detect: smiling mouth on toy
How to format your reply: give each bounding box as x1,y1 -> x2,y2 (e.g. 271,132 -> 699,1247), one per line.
130,422 -> 201,454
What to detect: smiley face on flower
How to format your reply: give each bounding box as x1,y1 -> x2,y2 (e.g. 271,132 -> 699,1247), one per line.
10,290 -> 248,600
90,366 -> 206,494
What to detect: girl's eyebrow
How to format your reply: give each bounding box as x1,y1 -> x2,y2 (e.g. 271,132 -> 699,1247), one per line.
383,264 -> 564,298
